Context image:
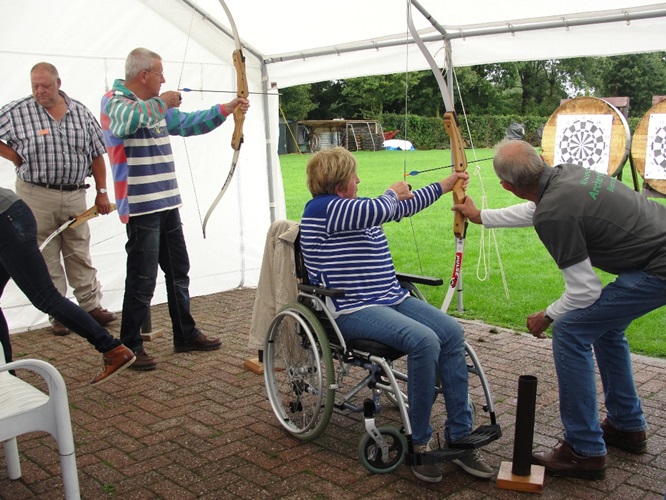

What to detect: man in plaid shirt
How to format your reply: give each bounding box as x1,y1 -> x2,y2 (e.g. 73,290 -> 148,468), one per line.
0,62 -> 117,336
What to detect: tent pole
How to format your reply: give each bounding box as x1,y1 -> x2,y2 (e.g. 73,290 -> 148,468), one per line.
261,62 -> 277,223
410,0 -> 448,37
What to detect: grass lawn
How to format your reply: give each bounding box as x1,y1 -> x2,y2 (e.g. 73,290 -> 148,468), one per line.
279,148 -> 666,359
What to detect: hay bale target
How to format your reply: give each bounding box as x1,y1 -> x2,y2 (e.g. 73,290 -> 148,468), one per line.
630,99 -> 666,196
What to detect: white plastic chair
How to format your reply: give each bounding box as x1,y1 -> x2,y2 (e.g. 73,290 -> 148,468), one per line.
0,343 -> 80,499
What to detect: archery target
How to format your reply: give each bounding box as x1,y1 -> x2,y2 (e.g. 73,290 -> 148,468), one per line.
554,114 -> 613,173
541,97 -> 630,178
645,113 -> 666,180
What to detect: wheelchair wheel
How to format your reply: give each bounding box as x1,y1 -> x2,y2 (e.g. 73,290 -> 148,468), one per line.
264,302 -> 335,441
358,426 -> 407,474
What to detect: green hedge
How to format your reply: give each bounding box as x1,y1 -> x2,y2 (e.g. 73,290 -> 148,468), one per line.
380,113 -> 642,150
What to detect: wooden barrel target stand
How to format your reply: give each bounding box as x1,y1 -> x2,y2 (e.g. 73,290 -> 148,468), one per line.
541,96 -> 631,179
630,99 -> 666,196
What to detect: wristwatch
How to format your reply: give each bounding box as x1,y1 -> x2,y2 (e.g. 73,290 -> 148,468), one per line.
97,188 -> 108,194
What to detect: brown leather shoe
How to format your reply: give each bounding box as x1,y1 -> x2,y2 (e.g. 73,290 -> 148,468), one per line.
174,332 -> 222,352
90,345 -> 135,385
601,418 -> 647,454
88,306 -> 117,326
52,320 -> 70,336
532,440 -> 606,480
129,348 -> 157,371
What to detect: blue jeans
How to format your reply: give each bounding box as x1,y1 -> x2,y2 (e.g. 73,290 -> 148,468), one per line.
552,270 -> 666,456
120,208 -> 198,351
335,296 -> 471,445
0,199 -> 119,362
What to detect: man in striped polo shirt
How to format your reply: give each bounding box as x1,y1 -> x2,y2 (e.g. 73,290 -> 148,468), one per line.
101,48 -> 249,370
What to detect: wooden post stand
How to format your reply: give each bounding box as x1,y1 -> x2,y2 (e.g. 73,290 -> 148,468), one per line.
139,309 -> 163,341
243,350 -> 263,375
497,375 -> 545,493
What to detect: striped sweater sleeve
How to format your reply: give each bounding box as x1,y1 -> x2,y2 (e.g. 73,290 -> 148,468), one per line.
326,182 -> 443,233
165,105 -> 227,137
104,94 -> 168,139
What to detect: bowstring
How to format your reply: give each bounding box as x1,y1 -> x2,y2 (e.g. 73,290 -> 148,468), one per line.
403,16 -> 424,275
41,231 -> 126,268
178,0 -> 204,229
452,69 -> 510,300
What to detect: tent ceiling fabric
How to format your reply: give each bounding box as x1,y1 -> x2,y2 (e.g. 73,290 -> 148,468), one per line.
177,0 -> 666,88
0,0 -> 663,331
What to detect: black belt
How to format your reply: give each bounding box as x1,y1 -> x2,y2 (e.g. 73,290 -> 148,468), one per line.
27,181 -> 89,191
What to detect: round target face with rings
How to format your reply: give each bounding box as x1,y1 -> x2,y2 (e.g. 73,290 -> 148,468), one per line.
543,98 -> 627,177
649,125 -> 666,172
631,102 -> 666,194
558,119 -> 607,168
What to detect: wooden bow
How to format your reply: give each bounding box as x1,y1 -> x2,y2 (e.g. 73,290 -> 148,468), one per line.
201,0 -> 249,238
406,2 -> 468,311
39,204 -> 117,252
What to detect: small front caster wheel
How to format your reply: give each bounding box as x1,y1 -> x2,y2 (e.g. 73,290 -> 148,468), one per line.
358,426 -> 407,474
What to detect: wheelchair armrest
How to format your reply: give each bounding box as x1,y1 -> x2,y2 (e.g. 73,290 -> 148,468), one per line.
396,273 -> 444,287
297,283 -> 346,298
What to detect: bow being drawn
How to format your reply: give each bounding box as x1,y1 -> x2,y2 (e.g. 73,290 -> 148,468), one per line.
201,0 -> 249,238
40,204 -> 117,252
406,2 -> 468,312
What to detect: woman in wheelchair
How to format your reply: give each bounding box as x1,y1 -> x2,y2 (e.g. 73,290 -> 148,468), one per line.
299,147 -> 493,482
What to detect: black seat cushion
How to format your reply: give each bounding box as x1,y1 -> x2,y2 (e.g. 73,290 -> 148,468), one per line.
346,339 -> 405,361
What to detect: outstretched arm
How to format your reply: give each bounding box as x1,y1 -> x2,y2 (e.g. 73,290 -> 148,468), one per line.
453,197 -> 535,227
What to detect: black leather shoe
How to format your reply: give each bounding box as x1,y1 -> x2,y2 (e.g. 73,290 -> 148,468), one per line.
601,418 -> 647,454
532,440 -> 606,480
174,332 -> 222,352
129,348 -> 157,371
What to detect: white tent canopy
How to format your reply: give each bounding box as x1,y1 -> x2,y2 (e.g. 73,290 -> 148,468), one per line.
1,0 -> 664,331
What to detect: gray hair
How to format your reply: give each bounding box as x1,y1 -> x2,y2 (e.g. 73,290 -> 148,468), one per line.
493,139 -> 545,189
30,62 -> 59,81
125,47 -> 161,80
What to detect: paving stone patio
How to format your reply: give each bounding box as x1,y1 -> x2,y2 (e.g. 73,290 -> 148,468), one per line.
1,287 -> 665,499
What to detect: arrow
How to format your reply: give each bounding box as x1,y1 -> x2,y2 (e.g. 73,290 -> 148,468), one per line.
404,157 -> 493,177
179,87 -> 278,96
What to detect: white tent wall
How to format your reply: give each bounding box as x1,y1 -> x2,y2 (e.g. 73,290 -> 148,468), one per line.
0,0 -> 283,332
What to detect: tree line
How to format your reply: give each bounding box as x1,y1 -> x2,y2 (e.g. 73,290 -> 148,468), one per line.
280,52 -> 666,123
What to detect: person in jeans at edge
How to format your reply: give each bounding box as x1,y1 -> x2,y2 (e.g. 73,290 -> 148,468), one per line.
299,147 -> 494,483
0,186 -> 135,385
453,139 -> 666,479
100,47 -> 249,371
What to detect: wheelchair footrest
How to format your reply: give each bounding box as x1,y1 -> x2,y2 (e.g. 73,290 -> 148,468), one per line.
448,424 -> 502,449
407,424 -> 503,466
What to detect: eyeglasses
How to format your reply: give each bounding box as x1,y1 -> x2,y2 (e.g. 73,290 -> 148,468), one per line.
145,70 -> 164,77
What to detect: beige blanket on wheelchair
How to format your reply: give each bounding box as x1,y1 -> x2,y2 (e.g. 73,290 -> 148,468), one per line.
248,220 -> 300,350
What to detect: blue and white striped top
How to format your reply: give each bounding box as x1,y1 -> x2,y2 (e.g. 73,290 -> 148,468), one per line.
300,182 -> 443,315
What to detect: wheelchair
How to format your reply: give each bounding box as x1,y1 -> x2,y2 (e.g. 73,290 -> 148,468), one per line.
262,234 -> 501,474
